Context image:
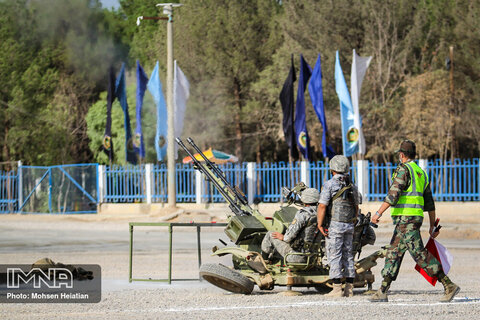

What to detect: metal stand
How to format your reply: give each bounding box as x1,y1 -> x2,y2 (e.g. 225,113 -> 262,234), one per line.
128,222 -> 227,283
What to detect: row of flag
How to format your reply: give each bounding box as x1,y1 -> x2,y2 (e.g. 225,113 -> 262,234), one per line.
280,50 -> 372,160
103,60 -> 190,164
281,52 -> 455,285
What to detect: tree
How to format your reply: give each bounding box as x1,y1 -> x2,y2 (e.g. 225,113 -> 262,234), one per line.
171,0 -> 282,161
0,0 -> 128,165
401,70 -> 454,159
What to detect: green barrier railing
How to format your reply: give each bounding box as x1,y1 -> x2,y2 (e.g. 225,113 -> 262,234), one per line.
129,222 -> 227,283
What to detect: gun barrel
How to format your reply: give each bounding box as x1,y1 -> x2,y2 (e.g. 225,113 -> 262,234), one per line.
176,137 -> 249,216
186,137 -> 248,206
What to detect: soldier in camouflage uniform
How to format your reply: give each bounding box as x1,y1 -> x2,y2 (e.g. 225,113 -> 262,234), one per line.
261,188 -> 319,263
317,155 -> 361,298
370,140 -> 460,303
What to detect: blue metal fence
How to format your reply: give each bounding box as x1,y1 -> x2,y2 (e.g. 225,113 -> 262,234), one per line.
310,161 -> 330,191
0,170 -> 18,213
152,164 -> 167,203
203,163 -> 248,203
428,158 -> 479,201
2,159 -> 479,212
13,164 -> 98,214
105,164 -> 146,203
176,163 -> 197,203
367,162 -> 396,201
256,162 -> 301,202
74,158 -> 480,204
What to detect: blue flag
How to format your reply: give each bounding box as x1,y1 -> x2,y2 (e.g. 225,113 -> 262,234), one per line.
115,63 -> 137,165
309,54 -> 336,159
134,60 -> 148,159
294,55 -> 312,160
335,51 -> 356,157
147,61 -> 168,162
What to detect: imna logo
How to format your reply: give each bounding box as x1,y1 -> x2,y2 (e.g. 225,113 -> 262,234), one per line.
7,268 -> 73,289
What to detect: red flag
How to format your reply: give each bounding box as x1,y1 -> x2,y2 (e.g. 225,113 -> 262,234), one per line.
415,219 -> 453,286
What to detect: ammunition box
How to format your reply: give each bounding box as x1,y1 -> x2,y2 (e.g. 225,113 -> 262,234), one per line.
225,216 -> 266,243
273,206 -> 298,225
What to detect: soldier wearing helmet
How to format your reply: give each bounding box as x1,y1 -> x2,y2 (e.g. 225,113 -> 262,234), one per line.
261,188 -> 319,263
317,155 -> 361,298
370,140 -> 460,303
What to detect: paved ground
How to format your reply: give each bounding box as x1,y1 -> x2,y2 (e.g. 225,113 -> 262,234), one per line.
0,213 -> 479,319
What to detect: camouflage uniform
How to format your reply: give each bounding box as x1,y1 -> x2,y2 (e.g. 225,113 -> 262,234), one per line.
382,162 -> 442,281
261,206 -> 317,263
319,174 -> 361,279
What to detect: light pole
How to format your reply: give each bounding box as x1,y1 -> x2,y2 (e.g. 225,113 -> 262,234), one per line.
137,3 -> 182,207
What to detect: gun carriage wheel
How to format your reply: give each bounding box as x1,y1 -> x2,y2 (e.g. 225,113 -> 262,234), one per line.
199,263 -> 254,295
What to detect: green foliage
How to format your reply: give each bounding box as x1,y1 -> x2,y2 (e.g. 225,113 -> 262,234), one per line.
3,0 -> 480,165
0,0 -> 128,165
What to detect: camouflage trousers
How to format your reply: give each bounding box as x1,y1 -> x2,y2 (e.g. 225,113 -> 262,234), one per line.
326,221 -> 355,279
261,231 -> 305,263
381,215 -> 443,281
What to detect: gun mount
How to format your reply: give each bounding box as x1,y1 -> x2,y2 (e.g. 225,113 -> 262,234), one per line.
177,137 -> 384,294
176,137 -> 286,244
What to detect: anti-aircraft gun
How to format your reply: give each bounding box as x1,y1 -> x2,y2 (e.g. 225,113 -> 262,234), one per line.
177,137 -> 385,294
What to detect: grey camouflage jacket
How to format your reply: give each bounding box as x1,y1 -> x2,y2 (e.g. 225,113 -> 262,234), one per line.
283,206 -> 317,251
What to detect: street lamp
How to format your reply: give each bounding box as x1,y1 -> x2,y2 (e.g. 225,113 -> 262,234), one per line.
137,3 -> 182,208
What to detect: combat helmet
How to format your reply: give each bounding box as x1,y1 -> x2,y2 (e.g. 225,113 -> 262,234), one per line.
300,188 -> 320,204
329,155 -> 350,173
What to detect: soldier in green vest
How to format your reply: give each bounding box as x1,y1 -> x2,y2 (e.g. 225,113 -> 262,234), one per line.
369,140 -> 460,303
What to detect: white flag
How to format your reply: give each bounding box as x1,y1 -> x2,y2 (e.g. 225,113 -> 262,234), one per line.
434,238 -> 453,275
174,60 -> 190,159
350,49 -> 372,155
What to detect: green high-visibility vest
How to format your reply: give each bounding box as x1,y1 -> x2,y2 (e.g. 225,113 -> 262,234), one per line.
391,161 -> 428,217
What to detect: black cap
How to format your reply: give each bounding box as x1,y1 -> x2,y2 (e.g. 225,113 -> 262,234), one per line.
395,140 -> 416,155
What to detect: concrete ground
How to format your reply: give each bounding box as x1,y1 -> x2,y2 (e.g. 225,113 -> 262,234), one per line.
0,204 -> 479,319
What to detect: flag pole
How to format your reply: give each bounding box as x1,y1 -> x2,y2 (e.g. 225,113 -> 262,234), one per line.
138,3 -> 183,208
288,153 -> 295,188
160,3 -> 184,208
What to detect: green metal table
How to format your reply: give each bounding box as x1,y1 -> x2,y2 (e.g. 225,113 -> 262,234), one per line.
128,222 -> 227,283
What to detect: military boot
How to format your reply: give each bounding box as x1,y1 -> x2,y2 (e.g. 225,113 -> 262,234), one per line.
370,277 -> 391,302
343,283 -> 353,297
325,283 -> 343,297
439,276 -> 460,303
369,288 -> 388,302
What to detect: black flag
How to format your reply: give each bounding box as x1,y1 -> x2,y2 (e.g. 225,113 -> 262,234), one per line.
279,55 -> 299,160
103,67 -> 116,162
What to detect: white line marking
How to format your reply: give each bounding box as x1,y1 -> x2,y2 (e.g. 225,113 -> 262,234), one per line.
119,297 -> 480,313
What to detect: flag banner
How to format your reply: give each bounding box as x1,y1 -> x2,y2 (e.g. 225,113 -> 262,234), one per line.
134,60 -> 149,159
174,61 -> 190,159
294,54 -> 312,160
115,63 -> 137,165
309,54 -> 335,159
147,61 -> 168,162
103,67 -> 116,162
182,148 -> 238,164
279,54 -> 299,160
415,237 -> 453,286
335,51 -> 356,157
351,49 -> 372,155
